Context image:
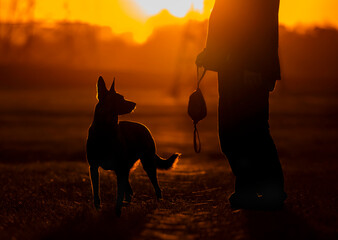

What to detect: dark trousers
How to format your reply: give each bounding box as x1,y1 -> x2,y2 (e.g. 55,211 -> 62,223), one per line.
218,70 -> 285,198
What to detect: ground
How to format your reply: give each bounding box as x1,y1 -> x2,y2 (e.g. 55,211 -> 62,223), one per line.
0,87 -> 337,240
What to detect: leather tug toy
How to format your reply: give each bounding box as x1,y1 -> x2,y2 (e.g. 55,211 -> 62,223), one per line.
188,67 -> 207,153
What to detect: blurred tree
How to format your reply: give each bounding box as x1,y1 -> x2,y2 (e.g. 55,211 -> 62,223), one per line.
0,0 -> 36,60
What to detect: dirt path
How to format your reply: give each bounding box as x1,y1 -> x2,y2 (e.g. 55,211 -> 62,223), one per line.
0,156 -> 336,240
138,159 -> 234,240
128,157 -> 334,240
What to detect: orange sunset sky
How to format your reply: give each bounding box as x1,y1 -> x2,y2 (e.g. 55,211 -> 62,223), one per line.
1,0 -> 338,43
0,0 -> 338,42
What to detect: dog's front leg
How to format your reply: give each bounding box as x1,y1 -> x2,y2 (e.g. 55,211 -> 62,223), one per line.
89,166 -> 101,209
116,172 -> 128,216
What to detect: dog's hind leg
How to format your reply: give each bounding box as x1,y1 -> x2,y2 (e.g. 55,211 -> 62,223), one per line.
116,172 -> 128,216
141,156 -> 162,199
125,174 -> 133,203
147,168 -> 162,199
89,166 -> 101,209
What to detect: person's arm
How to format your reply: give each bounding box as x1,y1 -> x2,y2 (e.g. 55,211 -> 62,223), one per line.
196,0 -> 230,71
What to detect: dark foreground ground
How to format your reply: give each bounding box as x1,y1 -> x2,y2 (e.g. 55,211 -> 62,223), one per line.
0,87 -> 337,240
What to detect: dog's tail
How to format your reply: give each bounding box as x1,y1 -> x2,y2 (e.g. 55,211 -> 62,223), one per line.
155,153 -> 181,170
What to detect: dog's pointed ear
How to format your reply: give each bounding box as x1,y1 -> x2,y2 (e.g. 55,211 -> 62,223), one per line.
97,76 -> 108,101
110,77 -> 116,93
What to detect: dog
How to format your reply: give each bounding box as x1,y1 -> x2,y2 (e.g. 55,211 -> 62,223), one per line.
86,76 -> 180,216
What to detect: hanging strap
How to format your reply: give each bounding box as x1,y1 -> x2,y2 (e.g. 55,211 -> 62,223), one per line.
193,66 -> 207,153
196,66 -> 207,89
193,122 -> 201,153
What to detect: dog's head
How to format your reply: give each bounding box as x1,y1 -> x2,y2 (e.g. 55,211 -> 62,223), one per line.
96,76 -> 136,117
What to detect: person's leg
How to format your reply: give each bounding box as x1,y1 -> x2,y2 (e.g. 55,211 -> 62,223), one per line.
218,112 -> 261,209
218,71 -> 286,208
254,129 -> 286,203
218,70 -> 258,200
240,83 -> 286,204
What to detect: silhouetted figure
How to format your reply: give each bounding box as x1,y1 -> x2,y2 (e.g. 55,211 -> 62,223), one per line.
196,0 -> 286,209
87,77 -> 180,216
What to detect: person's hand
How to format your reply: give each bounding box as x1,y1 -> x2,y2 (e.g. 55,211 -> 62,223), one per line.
195,49 -> 207,67
243,70 -> 263,88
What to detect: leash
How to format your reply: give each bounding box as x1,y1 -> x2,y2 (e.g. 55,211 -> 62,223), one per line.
196,66 -> 207,89
193,122 -> 201,153
193,66 -> 207,153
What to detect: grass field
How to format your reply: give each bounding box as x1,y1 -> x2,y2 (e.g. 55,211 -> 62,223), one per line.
0,86 -> 337,240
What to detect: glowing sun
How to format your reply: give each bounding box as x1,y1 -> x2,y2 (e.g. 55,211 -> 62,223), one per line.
132,0 -> 205,17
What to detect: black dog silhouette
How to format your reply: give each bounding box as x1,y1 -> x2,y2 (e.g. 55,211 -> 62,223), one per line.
86,76 -> 180,216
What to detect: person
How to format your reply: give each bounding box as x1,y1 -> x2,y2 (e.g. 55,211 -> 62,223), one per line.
196,0 -> 286,209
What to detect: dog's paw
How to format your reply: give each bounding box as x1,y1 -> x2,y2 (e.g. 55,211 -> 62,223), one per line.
115,207 -> 122,217
124,194 -> 132,203
94,203 -> 101,210
156,191 -> 162,200
94,198 -> 101,210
